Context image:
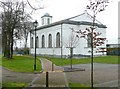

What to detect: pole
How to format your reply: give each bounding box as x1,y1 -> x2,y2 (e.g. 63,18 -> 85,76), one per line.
34,27 -> 36,70
61,23 -> 63,58
91,30 -> 93,89
46,72 -> 49,87
91,14 -> 95,89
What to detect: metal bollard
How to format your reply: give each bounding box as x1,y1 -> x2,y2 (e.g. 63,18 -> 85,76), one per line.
46,72 -> 49,87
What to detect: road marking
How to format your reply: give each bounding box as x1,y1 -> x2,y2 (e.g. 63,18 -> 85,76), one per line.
43,70 -> 63,73
30,74 -> 40,86
94,80 -> 118,87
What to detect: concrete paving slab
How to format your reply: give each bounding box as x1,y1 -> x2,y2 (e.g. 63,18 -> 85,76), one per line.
38,58 -> 68,87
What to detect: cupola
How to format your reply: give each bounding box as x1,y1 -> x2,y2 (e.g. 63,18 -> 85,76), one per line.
41,13 -> 52,25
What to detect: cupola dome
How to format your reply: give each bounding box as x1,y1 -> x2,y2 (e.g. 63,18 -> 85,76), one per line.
41,13 -> 52,25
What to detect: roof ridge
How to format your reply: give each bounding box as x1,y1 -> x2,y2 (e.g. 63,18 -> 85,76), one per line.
65,13 -> 85,20
86,12 -> 103,25
65,11 -> 103,25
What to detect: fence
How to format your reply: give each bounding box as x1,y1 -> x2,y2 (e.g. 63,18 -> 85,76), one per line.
107,48 -> 120,56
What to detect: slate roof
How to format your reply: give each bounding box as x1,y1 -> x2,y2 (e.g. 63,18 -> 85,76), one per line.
34,20 -> 106,31
34,12 -> 107,31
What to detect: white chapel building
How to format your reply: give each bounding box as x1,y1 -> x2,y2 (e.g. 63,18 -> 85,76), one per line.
30,11 -> 107,58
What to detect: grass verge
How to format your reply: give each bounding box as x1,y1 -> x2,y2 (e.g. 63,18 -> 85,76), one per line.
2,82 -> 28,89
2,55 -> 42,73
0,55 -> 2,66
44,56 -> 119,66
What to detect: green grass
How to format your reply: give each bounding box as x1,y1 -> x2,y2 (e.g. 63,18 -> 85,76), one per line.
0,55 -> 2,66
93,56 -> 119,64
2,82 -> 28,88
69,82 -> 96,89
2,55 -> 42,73
45,56 -> 119,66
45,57 -> 90,66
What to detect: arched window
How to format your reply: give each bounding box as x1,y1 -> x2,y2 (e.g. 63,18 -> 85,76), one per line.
48,34 -> 52,48
31,37 -> 34,48
56,32 -> 60,48
42,35 -> 45,48
36,36 -> 39,48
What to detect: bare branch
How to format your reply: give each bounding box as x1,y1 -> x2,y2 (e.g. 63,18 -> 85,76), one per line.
27,0 -> 44,10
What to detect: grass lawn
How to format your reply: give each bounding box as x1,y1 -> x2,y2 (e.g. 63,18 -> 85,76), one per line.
93,56 -> 119,64
0,55 -> 2,66
44,56 -> 119,66
2,82 -> 28,89
2,55 -> 42,73
2,82 -> 27,87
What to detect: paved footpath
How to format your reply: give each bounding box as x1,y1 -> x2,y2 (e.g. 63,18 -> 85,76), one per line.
3,58 -> 118,88
2,58 -> 69,88
29,58 -> 69,87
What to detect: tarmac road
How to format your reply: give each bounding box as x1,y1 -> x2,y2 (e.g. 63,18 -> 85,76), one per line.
63,63 -> 119,87
1,62 -> 119,88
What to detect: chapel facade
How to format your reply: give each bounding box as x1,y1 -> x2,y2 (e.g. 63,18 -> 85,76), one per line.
30,11 -> 107,58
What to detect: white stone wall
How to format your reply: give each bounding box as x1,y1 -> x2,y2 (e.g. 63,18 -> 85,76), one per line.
30,12 -> 106,57
70,12 -> 101,24
30,24 -> 62,55
30,23 -> 106,56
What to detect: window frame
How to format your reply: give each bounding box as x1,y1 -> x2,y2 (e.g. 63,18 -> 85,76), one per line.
56,32 -> 60,48
48,34 -> 52,48
42,35 -> 45,48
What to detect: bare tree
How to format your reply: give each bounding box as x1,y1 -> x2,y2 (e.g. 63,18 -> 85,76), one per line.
23,22 -> 33,48
65,28 -> 79,69
21,13 -> 33,48
26,0 -> 45,14
74,0 -> 110,88
27,0 -> 44,10
0,0 -> 28,59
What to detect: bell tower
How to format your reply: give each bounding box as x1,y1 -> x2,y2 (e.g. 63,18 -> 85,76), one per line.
41,13 -> 52,25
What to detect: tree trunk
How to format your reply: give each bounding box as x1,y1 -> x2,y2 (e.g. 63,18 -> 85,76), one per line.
10,29 -> 14,59
70,47 -> 73,69
10,35 -> 13,59
2,28 -> 7,57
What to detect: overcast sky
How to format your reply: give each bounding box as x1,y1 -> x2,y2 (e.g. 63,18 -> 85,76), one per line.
1,0 -> 118,47
28,0 -> 119,44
